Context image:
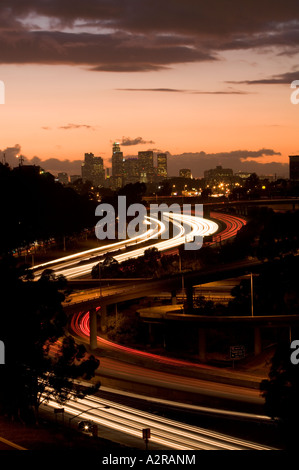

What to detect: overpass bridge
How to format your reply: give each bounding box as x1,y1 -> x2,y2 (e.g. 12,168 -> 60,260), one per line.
144,196 -> 299,217
137,306 -> 299,363
65,257 -> 292,361
64,258 -> 264,316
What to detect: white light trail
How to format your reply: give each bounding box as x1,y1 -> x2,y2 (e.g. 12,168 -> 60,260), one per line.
32,216 -> 165,279
43,392 -> 274,450
33,213 -> 218,280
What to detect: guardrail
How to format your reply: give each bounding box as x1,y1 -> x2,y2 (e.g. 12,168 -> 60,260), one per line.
63,286 -> 141,307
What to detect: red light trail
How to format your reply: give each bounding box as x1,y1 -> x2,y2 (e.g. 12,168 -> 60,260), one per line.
71,310 -> 222,371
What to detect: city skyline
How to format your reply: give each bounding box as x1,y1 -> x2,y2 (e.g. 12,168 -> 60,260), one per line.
54,141 -> 292,188
0,142 -> 290,180
2,1 -> 299,455
1,2 -> 298,178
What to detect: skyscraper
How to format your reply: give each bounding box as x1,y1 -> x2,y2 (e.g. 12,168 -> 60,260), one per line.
124,158 -> 139,185
81,152 -> 94,183
81,152 -> 105,187
70,174 -> 81,184
113,142 -> 121,153
179,168 -> 192,179
204,166 -> 233,185
111,142 -> 124,189
92,156 -> 105,187
138,151 -> 154,183
57,172 -> 69,185
157,153 -> 167,179
289,155 -> 299,181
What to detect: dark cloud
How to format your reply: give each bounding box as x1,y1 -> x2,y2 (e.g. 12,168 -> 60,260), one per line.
58,123 -> 95,130
0,144 -> 22,165
228,70 -> 299,85
0,30 -> 215,72
2,1 -> 299,36
42,123 -> 96,131
117,87 -> 251,94
191,90 -> 252,95
0,145 -> 82,174
210,21 -> 299,53
29,156 -> 83,175
1,144 -> 287,179
195,149 -> 281,159
120,137 -> 155,146
0,2 -> 298,72
118,88 -> 189,93
90,64 -> 167,73
33,157 -> 83,174
166,149 -> 287,178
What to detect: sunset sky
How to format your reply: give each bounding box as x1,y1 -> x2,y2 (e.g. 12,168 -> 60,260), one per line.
0,1 -> 299,177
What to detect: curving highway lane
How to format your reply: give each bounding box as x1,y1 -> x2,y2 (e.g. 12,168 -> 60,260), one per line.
32,212 -> 219,279
43,392 -> 274,450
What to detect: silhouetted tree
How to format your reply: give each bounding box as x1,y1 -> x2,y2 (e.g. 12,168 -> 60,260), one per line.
0,163 -> 97,256
245,173 -> 260,191
260,341 -> 299,450
0,257 -> 99,423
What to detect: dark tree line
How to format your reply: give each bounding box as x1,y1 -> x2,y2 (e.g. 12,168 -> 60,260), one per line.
0,163 -> 97,255
227,255 -> 299,317
0,163 -> 100,423
91,248 -> 179,279
260,341 -> 299,450
182,207 -> 299,267
0,256 -> 99,422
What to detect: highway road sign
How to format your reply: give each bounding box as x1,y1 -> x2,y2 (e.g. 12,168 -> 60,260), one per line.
143,428 -> 151,450
230,345 -> 245,359
143,428 -> 151,440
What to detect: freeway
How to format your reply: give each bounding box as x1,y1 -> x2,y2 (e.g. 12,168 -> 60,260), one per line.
43,392 -> 274,450
39,209 -> 262,447
32,212 -> 219,280
32,214 -> 166,279
31,210 -> 247,282
0,437 -> 26,450
209,212 -> 247,244
67,310 -> 266,414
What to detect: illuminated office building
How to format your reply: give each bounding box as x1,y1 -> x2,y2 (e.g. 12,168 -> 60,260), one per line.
179,168 -> 192,179
138,151 -> 154,183
57,172 -> 68,185
124,158 -> 139,185
81,152 -> 105,187
111,142 -> 124,189
289,155 -> 299,181
157,153 -> 167,179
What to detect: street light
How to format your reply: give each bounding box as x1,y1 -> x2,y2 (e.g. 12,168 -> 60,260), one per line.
250,272 -> 254,317
68,404 -> 110,430
65,403 -> 110,443
99,261 -> 102,297
178,251 -> 185,308
248,272 -> 258,317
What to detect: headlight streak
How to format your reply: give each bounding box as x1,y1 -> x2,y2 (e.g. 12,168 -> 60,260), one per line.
44,393 -> 274,450
44,399 -> 194,451
33,210 -> 267,450
48,215 -> 167,279
32,215 -> 165,277
100,385 -> 272,422
34,213 -> 219,280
